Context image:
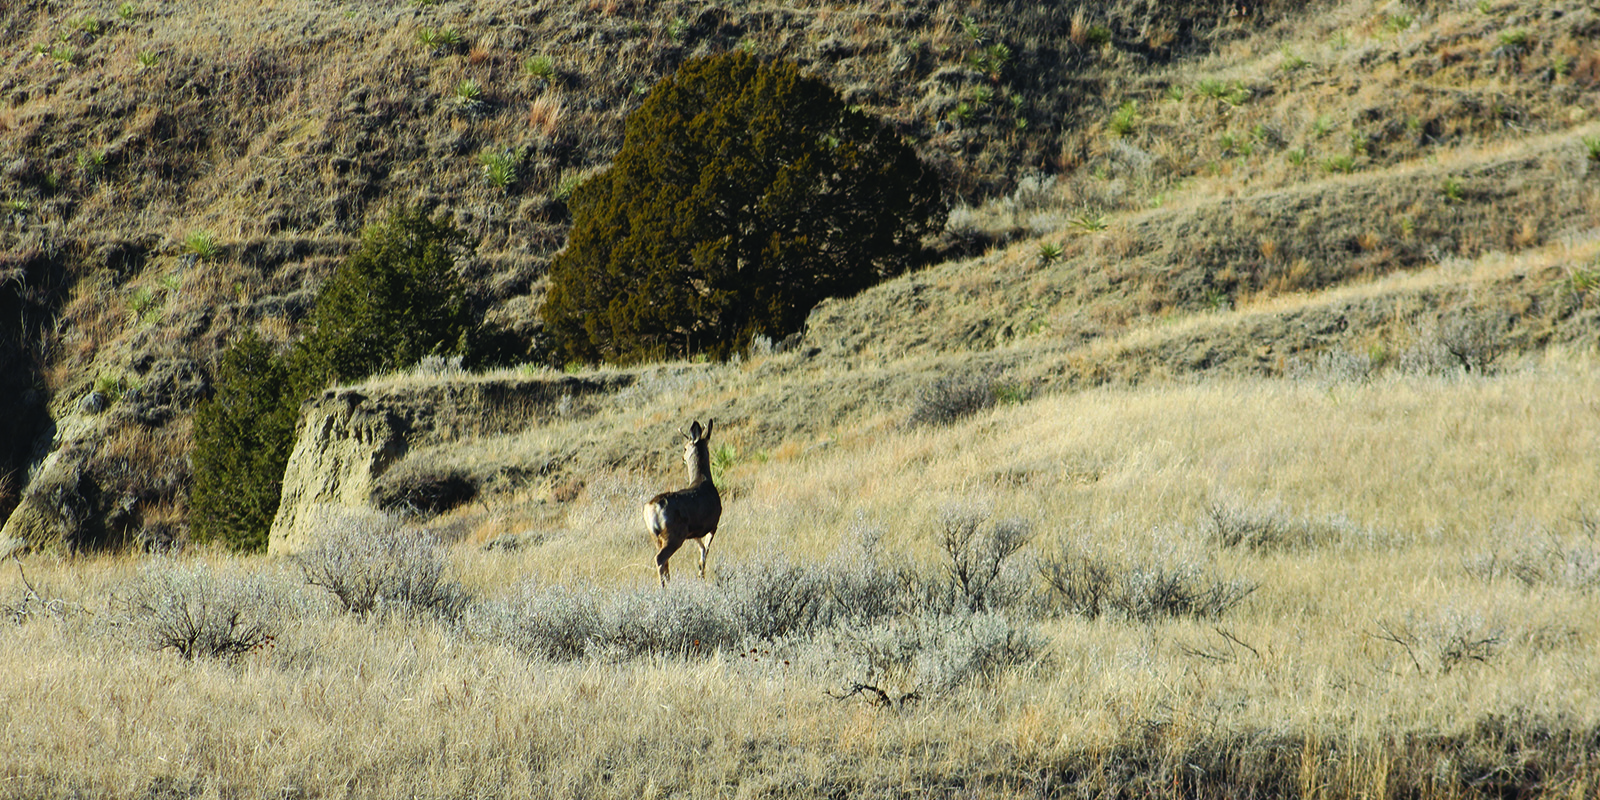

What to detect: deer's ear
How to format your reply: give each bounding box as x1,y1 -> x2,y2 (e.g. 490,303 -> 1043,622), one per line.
687,420 -> 704,440
703,419 -> 714,440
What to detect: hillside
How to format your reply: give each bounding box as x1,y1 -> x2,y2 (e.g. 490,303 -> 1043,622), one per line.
9,0 -> 1598,549
2,1 -> 1600,796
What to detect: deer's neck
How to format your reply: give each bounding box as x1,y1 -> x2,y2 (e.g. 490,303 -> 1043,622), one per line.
687,443 -> 714,488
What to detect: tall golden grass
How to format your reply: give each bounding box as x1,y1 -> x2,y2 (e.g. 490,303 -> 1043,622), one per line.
5,352 -> 1597,798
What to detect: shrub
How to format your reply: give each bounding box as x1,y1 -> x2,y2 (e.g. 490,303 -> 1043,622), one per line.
1107,100 -> 1138,138
124,562 -> 285,660
476,581 -> 602,660
906,369 -> 1001,427
1038,544 -> 1256,622
292,207 -> 477,387
1436,310 -> 1507,374
190,330 -> 299,552
1465,527 -> 1600,591
716,548 -> 827,640
931,507 -> 1033,613
294,511 -> 469,620
541,51 -> 945,363
842,610 -> 1044,698
599,581 -> 739,658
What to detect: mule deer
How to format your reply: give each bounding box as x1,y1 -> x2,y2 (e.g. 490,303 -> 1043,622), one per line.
642,419 -> 722,586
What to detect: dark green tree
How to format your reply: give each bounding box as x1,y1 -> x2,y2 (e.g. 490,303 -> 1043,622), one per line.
190,330 -> 298,552
542,51 -> 945,363
190,208 -> 483,552
294,207 -> 475,389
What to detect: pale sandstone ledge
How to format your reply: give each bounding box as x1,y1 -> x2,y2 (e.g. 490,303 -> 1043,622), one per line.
267,373 -> 633,555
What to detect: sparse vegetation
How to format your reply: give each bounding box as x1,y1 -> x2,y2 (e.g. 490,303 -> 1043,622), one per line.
906,369 -> 1002,427
123,562 -> 285,660
4,0 -> 1600,795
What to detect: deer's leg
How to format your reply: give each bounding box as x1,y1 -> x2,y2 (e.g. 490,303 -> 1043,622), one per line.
656,538 -> 683,587
696,530 -> 716,579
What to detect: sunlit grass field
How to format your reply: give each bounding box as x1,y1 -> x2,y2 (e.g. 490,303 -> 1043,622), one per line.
5,351 -> 1597,798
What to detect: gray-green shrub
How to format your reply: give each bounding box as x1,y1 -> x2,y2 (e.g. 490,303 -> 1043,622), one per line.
294,511 -> 469,620
1038,544 -> 1256,621
906,369 -> 1003,427
124,562 -> 288,660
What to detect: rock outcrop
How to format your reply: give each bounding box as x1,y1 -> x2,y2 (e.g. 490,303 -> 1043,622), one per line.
267,372 -> 633,554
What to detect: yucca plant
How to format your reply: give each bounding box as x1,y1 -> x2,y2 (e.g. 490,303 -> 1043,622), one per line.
523,54 -> 555,80
1107,100 -> 1138,138
184,230 -> 220,260
416,26 -> 462,53
453,79 -> 483,110
1322,155 -> 1356,174
478,149 -> 519,189
1036,241 -> 1063,266
1069,212 -> 1108,233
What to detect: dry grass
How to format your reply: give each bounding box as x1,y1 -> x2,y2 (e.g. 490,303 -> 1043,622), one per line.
3,0 -> 1600,792
8,355 -> 1599,797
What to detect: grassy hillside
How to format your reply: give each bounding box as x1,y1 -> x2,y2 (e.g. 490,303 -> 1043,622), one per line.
2,0 -> 1599,796
1,0 -> 1320,540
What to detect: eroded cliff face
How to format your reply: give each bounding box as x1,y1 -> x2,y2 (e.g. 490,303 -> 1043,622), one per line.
267,390 -> 410,555
267,373 -> 634,554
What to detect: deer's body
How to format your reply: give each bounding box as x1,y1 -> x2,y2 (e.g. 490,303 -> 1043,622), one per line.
643,419 -> 722,586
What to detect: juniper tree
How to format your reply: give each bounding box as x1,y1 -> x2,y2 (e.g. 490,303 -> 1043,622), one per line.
191,209 -> 481,552
293,208 -> 475,387
542,51 -> 945,363
190,330 -> 298,552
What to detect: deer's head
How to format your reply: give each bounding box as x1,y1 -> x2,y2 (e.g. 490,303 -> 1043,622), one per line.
682,419 -> 714,475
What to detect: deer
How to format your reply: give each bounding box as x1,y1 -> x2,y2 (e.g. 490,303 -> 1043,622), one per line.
642,419 -> 722,587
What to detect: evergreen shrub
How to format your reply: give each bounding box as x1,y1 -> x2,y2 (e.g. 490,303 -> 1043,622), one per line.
541,51 -> 945,363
